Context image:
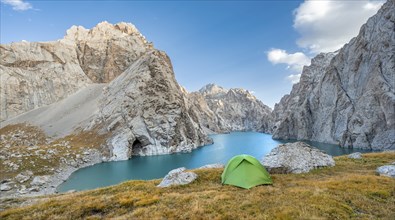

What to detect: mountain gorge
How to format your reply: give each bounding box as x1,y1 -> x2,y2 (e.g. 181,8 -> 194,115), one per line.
272,0 -> 395,150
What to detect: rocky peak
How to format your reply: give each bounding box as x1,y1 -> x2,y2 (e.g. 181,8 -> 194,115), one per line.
62,21 -> 152,83
189,84 -> 273,133
199,83 -> 228,98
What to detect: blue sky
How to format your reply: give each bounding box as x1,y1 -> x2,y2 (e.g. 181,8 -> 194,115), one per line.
0,0 -> 384,108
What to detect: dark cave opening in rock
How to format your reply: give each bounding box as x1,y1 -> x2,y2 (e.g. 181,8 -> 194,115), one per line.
131,139 -> 143,154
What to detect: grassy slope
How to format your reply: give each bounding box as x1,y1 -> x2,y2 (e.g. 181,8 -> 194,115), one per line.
0,124 -> 109,181
1,152 -> 394,220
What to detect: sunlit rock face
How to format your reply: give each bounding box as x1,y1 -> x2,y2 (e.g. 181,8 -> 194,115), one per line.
62,21 -> 153,83
88,50 -> 212,159
272,1 -> 395,150
0,21 -> 153,122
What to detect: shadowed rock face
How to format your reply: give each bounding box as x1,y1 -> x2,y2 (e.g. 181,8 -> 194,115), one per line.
188,84 -> 273,133
272,1 -> 395,150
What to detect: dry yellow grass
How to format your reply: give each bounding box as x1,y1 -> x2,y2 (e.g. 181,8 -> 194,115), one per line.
1,152 -> 394,220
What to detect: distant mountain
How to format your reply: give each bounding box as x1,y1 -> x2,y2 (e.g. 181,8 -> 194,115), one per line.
188,84 -> 273,133
272,0 -> 395,150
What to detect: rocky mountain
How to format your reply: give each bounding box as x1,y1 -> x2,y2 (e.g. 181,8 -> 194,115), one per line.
1,21 -> 273,162
88,50 -> 212,159
0,22 -> 211,161
0,21 -> 152,122
272,0 -> 395,150
188,84 -> 273,133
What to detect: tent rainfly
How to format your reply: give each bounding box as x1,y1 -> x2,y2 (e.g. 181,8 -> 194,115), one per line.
221,154 -> 272,189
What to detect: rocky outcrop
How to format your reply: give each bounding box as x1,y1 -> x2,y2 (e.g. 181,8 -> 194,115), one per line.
157,167 -> 198,187
261,142 -> 335,174
88,50 -> 212,159
272,1 -> 395,150
376,165 -> 395,178
188,84 -> 273,133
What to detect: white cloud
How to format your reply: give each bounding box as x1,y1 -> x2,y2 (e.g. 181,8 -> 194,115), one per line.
286,74 -> 302,84
267,48 -> 310,72
293,0 -> 384,53
1,0 -> 33,11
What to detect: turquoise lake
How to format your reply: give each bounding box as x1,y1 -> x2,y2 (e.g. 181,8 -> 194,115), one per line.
57,132 -> 369,192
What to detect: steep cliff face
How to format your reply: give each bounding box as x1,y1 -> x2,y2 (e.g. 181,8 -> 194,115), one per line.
85,50 -> 212,159
0,21 -> 153,122
189,84 -> 273,133
0,41 -> 91,121
272,0 -> 395,150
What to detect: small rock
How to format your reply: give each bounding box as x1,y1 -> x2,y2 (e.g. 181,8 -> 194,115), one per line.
67,189 -> 77,193
157,167 -> 198,187
0,183 -> 12,191
83,151 -> 90,155
376,165 -> 395,178
15,170 -> 33,183
31,175 -> 50,186
197,163 -> 224,169
18,185 -> 28,194
29,186 -> 40,192
348,152 -> 362,159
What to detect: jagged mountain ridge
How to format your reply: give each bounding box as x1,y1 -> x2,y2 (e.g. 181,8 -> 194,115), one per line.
189,84 -> 273,133
272,0 -> 395,150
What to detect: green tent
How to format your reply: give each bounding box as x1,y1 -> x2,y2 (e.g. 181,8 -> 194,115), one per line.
221,154 -> 272,189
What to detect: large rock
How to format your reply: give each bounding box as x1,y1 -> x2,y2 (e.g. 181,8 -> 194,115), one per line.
157,167 -> 198,187
376,165 -> 395,178
261,142 -> 335,174
272,1 -> 395,150
188,84 -> 273,133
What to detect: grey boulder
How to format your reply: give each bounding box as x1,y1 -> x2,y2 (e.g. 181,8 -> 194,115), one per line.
262,142 -> 335,174
157,167 -> 198,187
376,165 -> 395,178
31,175 -> 50,186
348,152 -> 362,159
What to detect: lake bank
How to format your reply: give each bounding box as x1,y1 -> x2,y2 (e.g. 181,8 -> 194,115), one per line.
57,132 -> 370,192
2,152 -> 394,219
